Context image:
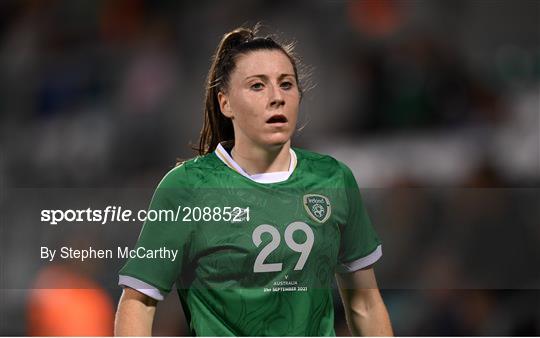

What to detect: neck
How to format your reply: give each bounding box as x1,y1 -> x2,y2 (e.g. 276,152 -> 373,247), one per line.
231,141 -> 291,175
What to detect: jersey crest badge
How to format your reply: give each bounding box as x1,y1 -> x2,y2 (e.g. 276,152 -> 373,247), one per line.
303,194 -> 331,223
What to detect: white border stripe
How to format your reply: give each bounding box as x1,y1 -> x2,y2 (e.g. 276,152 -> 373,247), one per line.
216,144 -> 251,177
215,143 -> 297,184
336,245 -> 383,273
118,275 -> 166,301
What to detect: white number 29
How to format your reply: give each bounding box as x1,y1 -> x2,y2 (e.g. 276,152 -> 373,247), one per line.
252,221 -> 314,273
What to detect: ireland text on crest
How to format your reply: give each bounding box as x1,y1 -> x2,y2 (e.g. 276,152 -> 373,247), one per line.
303,194 -> 331,223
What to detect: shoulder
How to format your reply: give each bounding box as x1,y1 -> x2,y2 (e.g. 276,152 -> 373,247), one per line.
293,148 -> 357,189
294,147 -> 350,175
157,153 -> 220,189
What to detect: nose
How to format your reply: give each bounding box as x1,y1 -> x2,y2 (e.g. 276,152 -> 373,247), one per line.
268,83 -> 285,109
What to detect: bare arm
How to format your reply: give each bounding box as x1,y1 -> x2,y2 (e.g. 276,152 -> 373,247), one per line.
115,287 -> 157,336
336,267 -> 393,336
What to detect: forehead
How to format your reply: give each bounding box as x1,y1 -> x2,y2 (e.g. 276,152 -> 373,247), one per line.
232,50 -> 295,79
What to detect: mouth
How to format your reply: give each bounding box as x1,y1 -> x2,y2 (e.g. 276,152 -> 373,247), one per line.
266,114 -> 288,124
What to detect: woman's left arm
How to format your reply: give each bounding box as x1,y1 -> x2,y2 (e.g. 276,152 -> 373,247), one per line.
336,267 -> 394,336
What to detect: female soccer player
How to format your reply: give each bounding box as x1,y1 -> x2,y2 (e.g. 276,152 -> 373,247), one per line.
115,26 -> 393,336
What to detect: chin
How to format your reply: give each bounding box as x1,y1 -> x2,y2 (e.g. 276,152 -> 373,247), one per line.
261,136 -> 290,148
267,133 -> 293,145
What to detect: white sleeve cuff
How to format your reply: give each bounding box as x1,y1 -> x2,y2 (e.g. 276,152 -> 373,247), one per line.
336,244 -> 382,273
118,275 -> 167,301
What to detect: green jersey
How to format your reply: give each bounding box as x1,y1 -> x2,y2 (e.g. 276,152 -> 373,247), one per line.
119,143 -> 382,336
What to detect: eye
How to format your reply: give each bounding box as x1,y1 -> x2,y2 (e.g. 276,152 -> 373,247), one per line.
250,82 -> 264,91
280,81 -> 294,90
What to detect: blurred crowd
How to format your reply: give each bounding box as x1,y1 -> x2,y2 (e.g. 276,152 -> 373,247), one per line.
0,0 -> 538,336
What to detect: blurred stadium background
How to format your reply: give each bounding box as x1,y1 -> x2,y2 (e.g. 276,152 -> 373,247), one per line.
0,0 -> 539,335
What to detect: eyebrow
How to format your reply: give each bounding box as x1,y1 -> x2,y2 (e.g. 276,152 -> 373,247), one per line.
244,74 -> 295,81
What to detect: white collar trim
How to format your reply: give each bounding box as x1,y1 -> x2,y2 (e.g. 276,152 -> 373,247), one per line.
214,142 -> 297,184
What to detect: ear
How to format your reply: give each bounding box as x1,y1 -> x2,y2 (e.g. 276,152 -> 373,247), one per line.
218,91 -> 234,119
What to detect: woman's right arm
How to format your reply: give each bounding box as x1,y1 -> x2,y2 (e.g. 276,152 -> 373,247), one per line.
115,287 -> 157,336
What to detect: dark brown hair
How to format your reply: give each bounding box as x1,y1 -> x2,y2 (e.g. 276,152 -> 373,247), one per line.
196,25 -> 302,155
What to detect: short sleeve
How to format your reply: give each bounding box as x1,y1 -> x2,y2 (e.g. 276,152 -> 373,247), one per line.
118,165 -> 193,300
336,162 -> 382,273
